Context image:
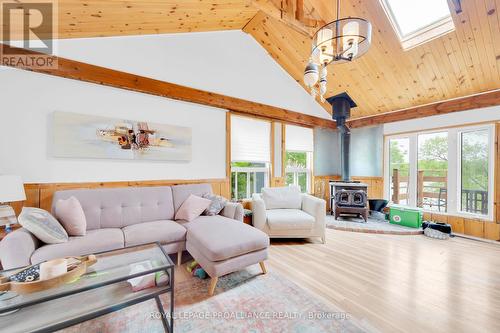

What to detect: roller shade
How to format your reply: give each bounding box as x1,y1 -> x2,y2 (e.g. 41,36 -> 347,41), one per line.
285,125 -> 314,152
231,116 -> 271,162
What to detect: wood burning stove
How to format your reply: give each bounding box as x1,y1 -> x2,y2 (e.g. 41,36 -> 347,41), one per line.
327,93 -> 369,222
330,182 -> 369,222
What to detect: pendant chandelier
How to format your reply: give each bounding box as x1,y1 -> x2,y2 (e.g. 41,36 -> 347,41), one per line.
304,0 -> 372,102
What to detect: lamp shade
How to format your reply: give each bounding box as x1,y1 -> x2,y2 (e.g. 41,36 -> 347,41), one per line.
0,175 -> 26,203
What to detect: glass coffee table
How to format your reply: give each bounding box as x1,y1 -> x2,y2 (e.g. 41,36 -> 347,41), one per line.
0,242 -> 174,333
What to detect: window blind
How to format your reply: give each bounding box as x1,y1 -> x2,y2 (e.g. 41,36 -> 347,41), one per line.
285,124 -> 314,152
231,116 -> 271,162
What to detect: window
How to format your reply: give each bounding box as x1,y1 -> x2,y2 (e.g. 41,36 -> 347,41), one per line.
389,138 -> 410,205
417,132 -> 448,212
230,116 -> 271,200
285,151 -> 312,193
379,0 -> 455,50
384,125 -> 494,220
460,129 -> 490,215
231,162 -> 269,201
285,125 -> 313,193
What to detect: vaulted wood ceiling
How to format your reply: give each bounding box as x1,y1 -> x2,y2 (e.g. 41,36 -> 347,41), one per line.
5,0 -> 499,119
10,1 -> 259,38
245,0 -> 500,118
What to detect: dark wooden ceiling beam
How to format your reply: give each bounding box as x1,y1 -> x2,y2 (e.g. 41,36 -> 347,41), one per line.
347,89 -> 500,128
1,44 -> 335,129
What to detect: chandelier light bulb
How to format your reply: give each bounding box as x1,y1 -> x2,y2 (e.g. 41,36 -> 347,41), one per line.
303,62 -> 319,88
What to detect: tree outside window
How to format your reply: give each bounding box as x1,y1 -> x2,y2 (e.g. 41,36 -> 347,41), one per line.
285,151 -> 311,193
231,162 -> 268,200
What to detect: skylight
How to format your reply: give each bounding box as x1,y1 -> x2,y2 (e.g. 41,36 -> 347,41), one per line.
380,0 -> 455,50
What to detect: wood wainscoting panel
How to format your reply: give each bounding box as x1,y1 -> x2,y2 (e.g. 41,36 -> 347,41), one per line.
447,216 -> 465,235
351,176 -> 384,199
10,179 -> 228,215
484,222 -> 500,241
464,219 -> 486,238
430,213 -> 500,240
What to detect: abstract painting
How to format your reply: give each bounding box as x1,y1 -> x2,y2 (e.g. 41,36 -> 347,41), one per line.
52,111 -> 192,161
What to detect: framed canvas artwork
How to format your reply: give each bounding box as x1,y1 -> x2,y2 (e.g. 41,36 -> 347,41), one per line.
52,111 -> 192,161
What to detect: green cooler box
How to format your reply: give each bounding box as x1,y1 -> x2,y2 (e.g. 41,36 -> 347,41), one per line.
389,205 -> 423,228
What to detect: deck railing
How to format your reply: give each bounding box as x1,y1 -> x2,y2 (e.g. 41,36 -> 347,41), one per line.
391,169 -> 487,213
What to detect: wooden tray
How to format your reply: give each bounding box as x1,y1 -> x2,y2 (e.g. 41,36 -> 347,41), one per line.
0,255 -> 97,294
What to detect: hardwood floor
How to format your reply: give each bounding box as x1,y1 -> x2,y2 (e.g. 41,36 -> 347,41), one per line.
174,229 -> 500,332
267,229 -> 500,333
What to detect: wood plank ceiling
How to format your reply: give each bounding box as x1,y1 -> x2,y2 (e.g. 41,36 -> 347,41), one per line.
245,0 -> 500,118
36,0 -> 258,38
4,0 -> 499,119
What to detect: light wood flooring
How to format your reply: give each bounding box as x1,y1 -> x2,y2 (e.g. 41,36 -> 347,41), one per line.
175,229 -> 500,333
268,230 -> 500,333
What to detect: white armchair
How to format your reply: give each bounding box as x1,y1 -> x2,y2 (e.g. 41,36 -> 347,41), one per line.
252,186 -> 326,243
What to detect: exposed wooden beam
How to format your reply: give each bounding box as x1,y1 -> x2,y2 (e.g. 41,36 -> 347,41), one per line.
1,44 -> 335,129
250,0 -> 321,37
348,89 -> 500,128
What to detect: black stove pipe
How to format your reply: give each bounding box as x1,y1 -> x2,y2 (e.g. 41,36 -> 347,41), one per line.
326,93 -> 357,183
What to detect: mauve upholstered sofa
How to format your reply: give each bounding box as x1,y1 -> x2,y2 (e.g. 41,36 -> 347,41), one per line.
0,184 -> 270,295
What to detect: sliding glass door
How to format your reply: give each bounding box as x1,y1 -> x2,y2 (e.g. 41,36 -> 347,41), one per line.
388,138 -> 410,205
417,132 -> 448,212
384,124 -> 494,220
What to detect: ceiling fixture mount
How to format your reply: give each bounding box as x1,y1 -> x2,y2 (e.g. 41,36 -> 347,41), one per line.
304,0 -> 372,102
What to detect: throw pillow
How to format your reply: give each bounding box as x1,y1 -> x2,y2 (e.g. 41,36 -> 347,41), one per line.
55,196 -> 87,236
18,207 -> 69,244
202,193 -> 227,216
261,186 -> 302,210
175,194 -> 211,222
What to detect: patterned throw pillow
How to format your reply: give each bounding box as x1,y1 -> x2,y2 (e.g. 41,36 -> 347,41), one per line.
202,193 -> 227,216
18,207 -> 69,244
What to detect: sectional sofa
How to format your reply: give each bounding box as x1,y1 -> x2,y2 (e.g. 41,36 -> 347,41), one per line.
0,184 -> 270,295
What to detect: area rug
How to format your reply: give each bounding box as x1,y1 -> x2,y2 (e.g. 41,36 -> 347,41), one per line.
326,215 -> 422,235
61,266 -> 365,333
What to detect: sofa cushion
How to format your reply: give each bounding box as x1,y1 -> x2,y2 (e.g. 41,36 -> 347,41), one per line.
30,228 -> 124,264
184,215 -> 269,262
261,186 -> 302,210
171,184 -> 213,213
266,209 -> 314,230
54,196 -> 87,236
122,220 -> 186,247
51,187 -> 175,230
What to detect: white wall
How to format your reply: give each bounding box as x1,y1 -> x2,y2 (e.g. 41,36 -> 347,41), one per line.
350,125 -> 383,177
51,31 -> 330,120
383,105 -> 500,134
313,127 -> 340,176
314,125 -> 383,177
0,30 -> 331,184
0,68 -> 226,183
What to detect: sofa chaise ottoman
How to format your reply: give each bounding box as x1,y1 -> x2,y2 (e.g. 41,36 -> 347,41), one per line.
0,184 -> 270,295
183,215 -> 269,295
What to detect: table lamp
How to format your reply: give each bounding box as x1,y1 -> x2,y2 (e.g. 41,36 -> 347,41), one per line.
0,175 -> 26,233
